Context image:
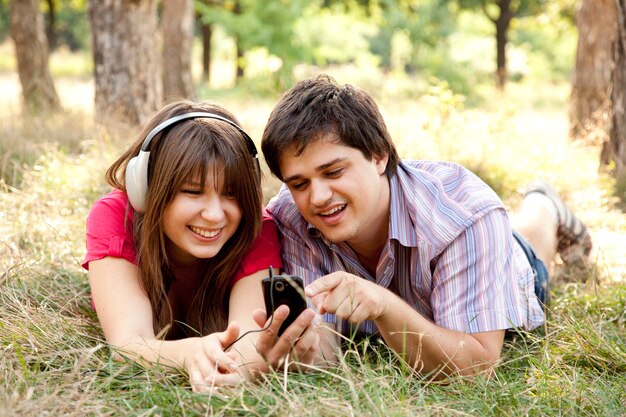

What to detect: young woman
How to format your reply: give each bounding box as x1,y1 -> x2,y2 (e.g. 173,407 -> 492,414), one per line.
82,101 -> 322,391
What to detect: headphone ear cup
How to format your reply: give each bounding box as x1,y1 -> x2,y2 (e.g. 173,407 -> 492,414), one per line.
125,150 -> 150,212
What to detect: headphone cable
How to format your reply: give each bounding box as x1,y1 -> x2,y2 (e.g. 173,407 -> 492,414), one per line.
222,266 -> 277,351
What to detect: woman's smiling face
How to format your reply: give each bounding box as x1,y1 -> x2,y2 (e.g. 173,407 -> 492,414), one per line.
162,165 -> 242,265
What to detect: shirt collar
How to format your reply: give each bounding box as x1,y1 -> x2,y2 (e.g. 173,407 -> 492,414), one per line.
388,167 -> 419,248
305,166 -> 419,249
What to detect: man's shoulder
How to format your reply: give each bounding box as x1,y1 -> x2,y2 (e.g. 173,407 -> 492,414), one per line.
393,160 -> 506,251
397,160 -> 503,210
266,185 -> 308,233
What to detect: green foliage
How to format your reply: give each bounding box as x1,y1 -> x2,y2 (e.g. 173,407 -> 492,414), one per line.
369,0 -> 457,71
0,0 -> 9,43
42,1 -> 90,51
511,4 -> 577,82
295,4 -> 378,66
197,0 -> 309,88
457,0 -> 548,18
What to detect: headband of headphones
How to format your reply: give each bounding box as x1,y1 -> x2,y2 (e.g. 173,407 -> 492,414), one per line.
125,112 -> 259,212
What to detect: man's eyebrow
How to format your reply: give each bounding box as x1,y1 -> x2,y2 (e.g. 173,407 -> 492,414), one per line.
283,157 -> 347,183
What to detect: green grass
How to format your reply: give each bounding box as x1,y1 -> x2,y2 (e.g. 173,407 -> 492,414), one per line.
1,70 -> 625,415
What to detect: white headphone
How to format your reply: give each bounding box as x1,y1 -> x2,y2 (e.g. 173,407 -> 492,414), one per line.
125,112 -> 259,212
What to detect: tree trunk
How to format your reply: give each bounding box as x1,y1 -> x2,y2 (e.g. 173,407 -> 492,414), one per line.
162,0 -> 195,102
10,0 -> 61,114
603,0 -> 626,196
570,0 -> 617,139
87,0 -> 162,126
494,0 -> 513,90
235,39 -> 244,81
234,0 -> 244,82
200,22 -> 212,83
44,0 -> 57,50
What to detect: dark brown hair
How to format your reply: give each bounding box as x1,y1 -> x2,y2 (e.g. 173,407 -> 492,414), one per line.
261,74 -> 399,181
106,100 -> 262,337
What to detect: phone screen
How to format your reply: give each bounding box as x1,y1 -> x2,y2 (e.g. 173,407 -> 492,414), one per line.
262,275 -> 308,336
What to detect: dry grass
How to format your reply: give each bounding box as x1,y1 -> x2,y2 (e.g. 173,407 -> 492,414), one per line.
1,72 -> 625,416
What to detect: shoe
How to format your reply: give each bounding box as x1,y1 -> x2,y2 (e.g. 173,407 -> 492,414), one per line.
524,181 -> 593,263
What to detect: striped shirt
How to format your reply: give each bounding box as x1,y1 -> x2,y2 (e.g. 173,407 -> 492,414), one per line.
267,160 -> 545,335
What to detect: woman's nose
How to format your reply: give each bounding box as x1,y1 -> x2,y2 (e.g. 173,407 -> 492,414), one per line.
200,196 -> 225,222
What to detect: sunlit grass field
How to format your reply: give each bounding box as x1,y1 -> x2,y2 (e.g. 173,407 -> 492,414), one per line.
1,58 -> 625,415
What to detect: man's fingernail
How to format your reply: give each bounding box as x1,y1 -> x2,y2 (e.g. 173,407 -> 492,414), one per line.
305,286 -> 314,296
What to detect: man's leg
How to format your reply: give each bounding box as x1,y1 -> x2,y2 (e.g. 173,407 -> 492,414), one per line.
510,192 -> 559,269
510,181 -> 593,268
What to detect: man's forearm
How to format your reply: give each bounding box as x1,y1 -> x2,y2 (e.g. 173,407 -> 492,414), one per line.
374,291 -> 503,377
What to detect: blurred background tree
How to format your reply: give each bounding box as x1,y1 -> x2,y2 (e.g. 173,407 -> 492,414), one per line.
162,0 -> 196,101
10,0 -> 60,113
87,0 -> 162,125
456,0 -> 549,90
3,0 -> 625,199
569,0 -> 615,140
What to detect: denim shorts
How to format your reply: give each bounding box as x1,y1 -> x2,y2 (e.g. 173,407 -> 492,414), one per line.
512,231 -> 550,307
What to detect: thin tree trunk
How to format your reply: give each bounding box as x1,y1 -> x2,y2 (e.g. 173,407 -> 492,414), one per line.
494,0 -> 513,90
603,0 -> 626,195
10,0 -> 60,114
44,0 -> 56,50
87,0 -> 162,126
570,0 -> 616,139
201,22 -> 212,83
234,0 -> 244,82
162,0 -> 195,101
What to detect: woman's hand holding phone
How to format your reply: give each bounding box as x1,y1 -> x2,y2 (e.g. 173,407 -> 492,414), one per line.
253,274 -> 321,369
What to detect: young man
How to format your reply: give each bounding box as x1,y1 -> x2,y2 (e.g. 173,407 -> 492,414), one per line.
256,74 -> 592,377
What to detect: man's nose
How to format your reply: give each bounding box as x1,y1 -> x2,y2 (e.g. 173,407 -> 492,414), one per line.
310,179 -> 332,207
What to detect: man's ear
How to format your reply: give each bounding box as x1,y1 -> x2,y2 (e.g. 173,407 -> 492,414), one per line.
373,153 -> 389,176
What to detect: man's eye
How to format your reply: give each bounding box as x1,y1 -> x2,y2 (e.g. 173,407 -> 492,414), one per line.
326,168 -> 344,178
290,182 -> 307,191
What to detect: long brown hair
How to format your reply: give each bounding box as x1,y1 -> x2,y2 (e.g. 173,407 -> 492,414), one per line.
106,100 -> 262,337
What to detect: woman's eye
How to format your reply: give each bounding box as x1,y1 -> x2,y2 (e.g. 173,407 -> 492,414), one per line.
181,189 -> 201,195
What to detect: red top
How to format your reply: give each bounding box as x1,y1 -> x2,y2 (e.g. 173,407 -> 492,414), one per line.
83,189 -> 283,331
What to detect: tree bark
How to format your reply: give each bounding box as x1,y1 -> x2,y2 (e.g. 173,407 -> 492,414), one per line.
603,0 -> 626,193
494,0 -> 513,90
44,0 -> 57,50
10,0 -> 61,114
162,0 -> 195,102
200,21 -> 212,83
87,0 -> 162,126
570,0 -> 617,139
234,0 -> 244,82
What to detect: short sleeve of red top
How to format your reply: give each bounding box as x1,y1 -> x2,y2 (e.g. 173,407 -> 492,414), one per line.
82,189 -> 283,285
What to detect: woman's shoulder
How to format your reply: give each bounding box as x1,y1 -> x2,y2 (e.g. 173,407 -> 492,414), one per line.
89,189 -> 131,218
86,189 -> 133,234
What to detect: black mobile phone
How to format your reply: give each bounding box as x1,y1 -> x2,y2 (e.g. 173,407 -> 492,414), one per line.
262,274 -> 308,336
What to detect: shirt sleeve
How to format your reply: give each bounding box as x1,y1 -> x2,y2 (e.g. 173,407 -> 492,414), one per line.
82,190 -> 137,270
430,208 -> 525,333
231,210 -> 283,284
276,220 -> 338,326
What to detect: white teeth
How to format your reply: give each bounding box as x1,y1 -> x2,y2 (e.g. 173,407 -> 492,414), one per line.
190,226 -> 219,238
320,205 -> 345,216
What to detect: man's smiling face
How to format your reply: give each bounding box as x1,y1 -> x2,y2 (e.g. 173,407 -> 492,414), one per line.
278,135 -> 390,250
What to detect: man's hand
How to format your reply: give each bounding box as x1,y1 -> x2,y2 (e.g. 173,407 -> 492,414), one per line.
304,272 -> 390,323
252,306 -> 320,369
